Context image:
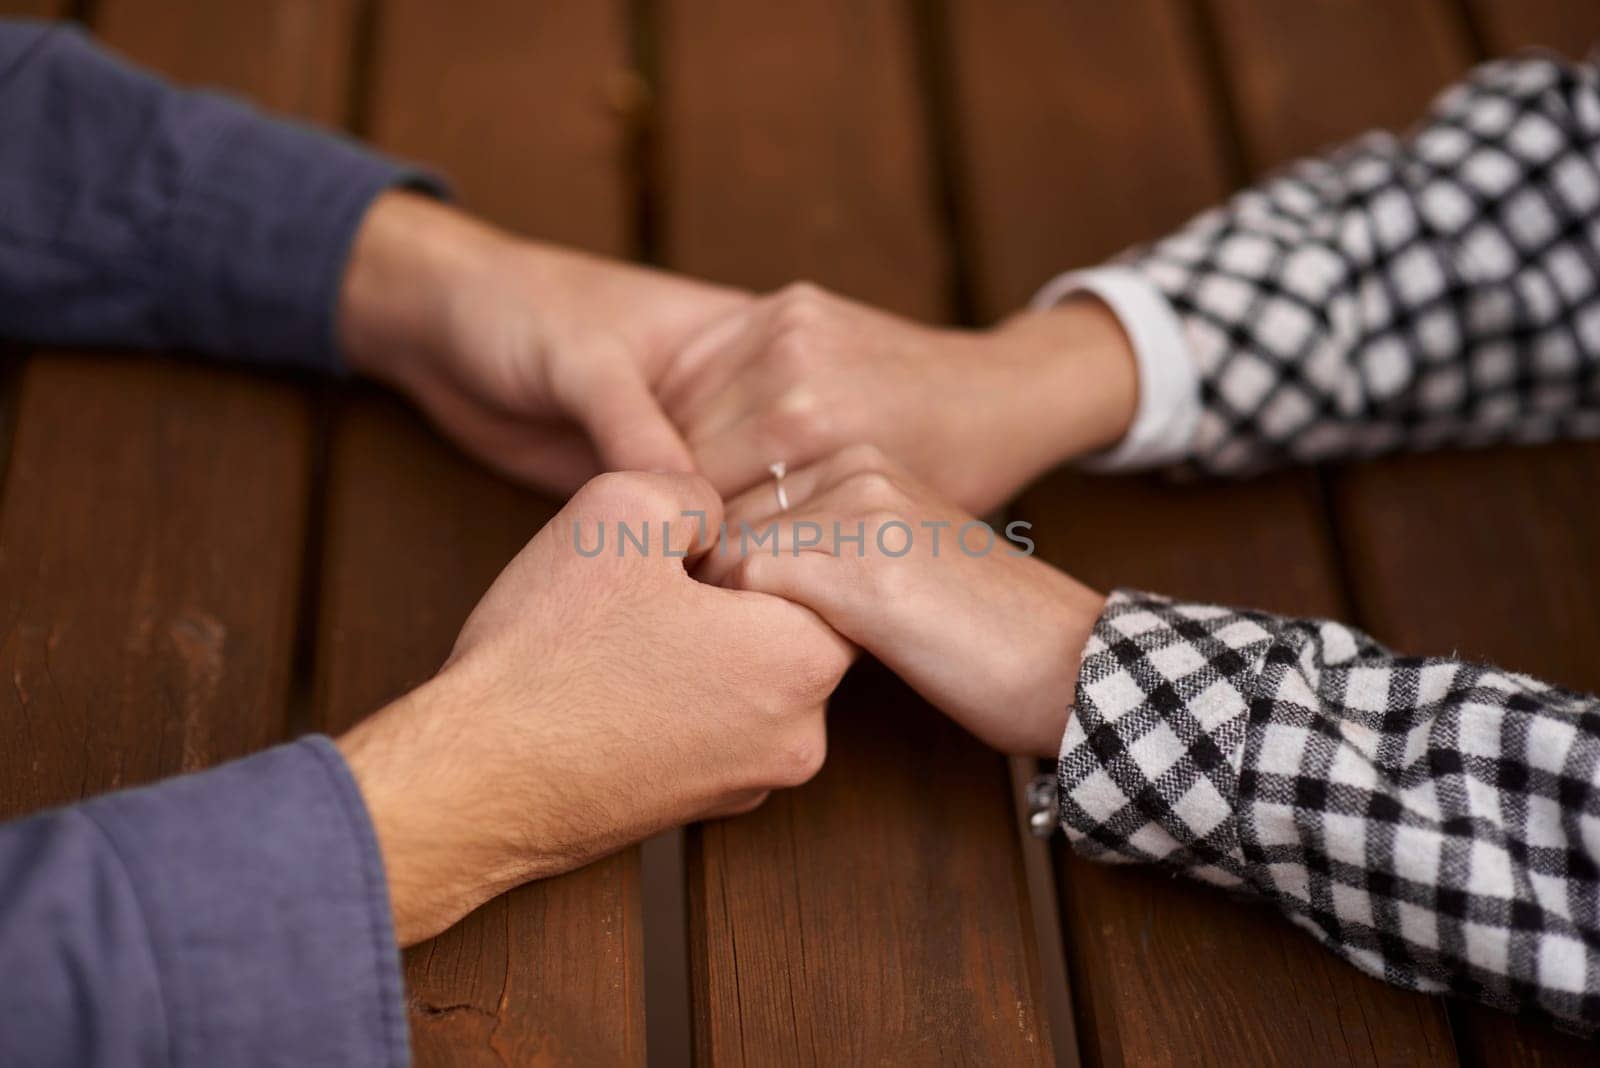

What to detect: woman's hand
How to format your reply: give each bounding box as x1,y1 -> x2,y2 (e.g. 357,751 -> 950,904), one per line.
336,471 -> 852,946
338,191 -> 749,493
700,444 -> 1106,758
657,282 -> 1138,514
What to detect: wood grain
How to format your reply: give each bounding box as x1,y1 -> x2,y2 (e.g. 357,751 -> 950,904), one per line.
317,1 -> 645,1063
362,0 -> 635,248
657,0 -> 948,313
942,0 -> 1232,314
0,359 -> 310,817
1212,0 -> 1600,1061
944,0 -> 1459,1062
0,2 -> 339,815
659,2 -> 1050,1063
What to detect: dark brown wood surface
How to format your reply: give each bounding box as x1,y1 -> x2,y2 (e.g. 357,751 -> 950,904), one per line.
311,1 -> 646,1063
945,1 -> 1457,1063
1207,0 -> 1471,169
2,0 -> 1598,1064
0,359 -> 309,816
0,1 -> 330,826
658,2 -> 1050,1064
96,0 -> 361,123
0,0 -> 67,15
1468,0 -> 1600,53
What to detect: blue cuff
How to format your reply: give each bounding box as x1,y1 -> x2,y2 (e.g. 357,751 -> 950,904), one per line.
80,737 -> 408,1067
0,23 -> 446,374
152,93 -> 446,375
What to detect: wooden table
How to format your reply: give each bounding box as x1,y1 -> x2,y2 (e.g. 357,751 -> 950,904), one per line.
2,1 -> 1598,1064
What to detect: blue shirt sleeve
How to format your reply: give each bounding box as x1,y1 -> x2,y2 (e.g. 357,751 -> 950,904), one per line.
0,18 -> 445,373
0,737 -> 409,1067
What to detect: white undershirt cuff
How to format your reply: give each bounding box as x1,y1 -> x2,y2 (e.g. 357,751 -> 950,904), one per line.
1030,267 -> 1201,472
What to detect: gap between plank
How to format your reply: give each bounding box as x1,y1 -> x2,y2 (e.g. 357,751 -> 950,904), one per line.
907,0 -> 981,330
627,3 -> 695,1066
283,0 -> 380,742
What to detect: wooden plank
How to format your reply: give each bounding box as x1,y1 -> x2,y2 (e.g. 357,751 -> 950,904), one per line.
1336,442 -> 1600,710
362,0 -> 633,249
317,2 -> 644,1063
1213,0 -> 1600,1060
658,0 -> 947,313
0,360 -> 310,817
1208,0 -> 1470,170
94,0 -> 359,122
658,2 -> 1051,1063
944,0 -> 1461,1063
0,3 -> 340,814
1466,0 -> 1600,55
943,0 -> 1233,313
0,0 -> 76,793
0,1 -> 69,16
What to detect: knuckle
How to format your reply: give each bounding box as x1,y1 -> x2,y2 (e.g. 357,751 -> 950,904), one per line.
574,470 -> 640,511
763,324 -> 826,386
764,338 -> 818,390
787,637 -> 848,697
767,283 -> 832,346
862,507 -> 911,531
774,279 -> 826,312
833,442 -> 888,475
770,723 -> 828,787
727,552 -> 765,591
842,471 -> 905,510
725,790 -> 771,818
763,398 -> 831,454
575,470 -> 675,519
767,320 -> 817,367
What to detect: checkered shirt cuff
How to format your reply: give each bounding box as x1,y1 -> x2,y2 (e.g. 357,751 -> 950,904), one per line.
1059,590 -> 1600,1033
1059,592 -> 1269,888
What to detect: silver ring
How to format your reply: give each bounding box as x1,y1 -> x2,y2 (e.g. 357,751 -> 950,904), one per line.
769,461 -> 789,512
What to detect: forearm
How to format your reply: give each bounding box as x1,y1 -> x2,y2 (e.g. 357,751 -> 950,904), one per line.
0,20 -> 439,371
1058,590 -> 1600,1032
0,738 -> 406,1067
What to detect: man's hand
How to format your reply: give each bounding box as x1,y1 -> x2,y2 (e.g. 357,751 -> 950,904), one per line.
655,283 -> 1140,514
335,471 -> 852,946
701,445 -> 1105,758
338,191 -> 748,492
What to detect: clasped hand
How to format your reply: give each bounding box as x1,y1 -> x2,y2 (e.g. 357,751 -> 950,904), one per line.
334,192 -> 1126,945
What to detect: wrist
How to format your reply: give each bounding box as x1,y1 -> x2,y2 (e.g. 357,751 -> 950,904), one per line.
989,296 -> 1139,473
336,190 -> 506,389
1019,564 -> 1106,758
334,671 -> 531,945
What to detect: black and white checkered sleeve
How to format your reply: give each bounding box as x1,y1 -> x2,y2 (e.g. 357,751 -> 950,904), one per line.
1127,54 -> 1600,474
1059,590 -> 1600,1032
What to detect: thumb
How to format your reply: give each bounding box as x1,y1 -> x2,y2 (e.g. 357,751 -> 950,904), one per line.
563,469 -> 725,566
569,358 -> 696,476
